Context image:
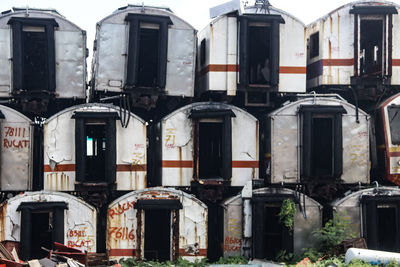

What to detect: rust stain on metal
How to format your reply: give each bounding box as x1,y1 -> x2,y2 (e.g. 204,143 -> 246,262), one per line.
193,119 -> 199,181
179,147 -> 183,186
172,210 -> 179,261
0,202 -> 7,241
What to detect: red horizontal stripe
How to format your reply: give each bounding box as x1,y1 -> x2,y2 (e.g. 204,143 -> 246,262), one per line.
116,164 -> 146,172
232,161 -> 259,168
162,160 -> 194,168
44,164 -> 75,172
279,66 -> 306,74
389,152 -> 400,157
321,58 -> 354,66
108,249 -> 136,257
198,64 -> 238,77
179,248 -> 207,257
393,59 -> 400,66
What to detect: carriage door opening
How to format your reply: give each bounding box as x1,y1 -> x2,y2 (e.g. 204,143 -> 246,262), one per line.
199,120 -> 223,179
312,116 -> 334,177
145,209 -> 171,261
360,19 -> 383,76
138,23 -> 159,87
362,196 -> 400,252
253,198 -> 293,259
31,211 -> 53,259
22,25 -> 48,91
85,120 -> 106,182
248,23 -> 271,85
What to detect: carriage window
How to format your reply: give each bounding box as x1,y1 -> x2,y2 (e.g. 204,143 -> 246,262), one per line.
388,105 -> 400,145
248,23 -> 271,85
200,39 -> 206,66
8,17 -> 58,92
310,32 -> 319,58
125,14 -> 172,89
360,19 -> 383,76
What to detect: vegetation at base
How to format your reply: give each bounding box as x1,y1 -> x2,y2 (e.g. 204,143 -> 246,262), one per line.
120,256 -> 247,267
279,198 -> 297,230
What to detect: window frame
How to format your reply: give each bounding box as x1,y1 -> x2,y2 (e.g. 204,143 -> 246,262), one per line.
8,17 -> 58,92
189,109 -> 235,181
72,112 -> 118,184
125,14 -> 173,90
239,14 -> 284,89
299,105 -> 346,180
387,105 -> 400,145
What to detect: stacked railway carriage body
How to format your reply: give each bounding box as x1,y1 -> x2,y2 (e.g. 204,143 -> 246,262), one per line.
151,102 -> 258,259
107,188 -> 207,262
374,92 -> 400,185
43,103 -> 147,252
0,105 -> 33,192
222,187 -> 322,259
196,2 -> 306,107
0,7 -> 86,116
306,1 -> 400,106
91,5 -> 196,117
331,186 -> 400,252
0,191 -> 97,260
266,95 -> 370,200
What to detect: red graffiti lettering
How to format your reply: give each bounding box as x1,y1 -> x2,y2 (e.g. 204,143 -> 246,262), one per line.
108,227 -> 135,240
108,201 -> 135,219
3,139 -> 29,149
4,127 -> 27,137
69,230 -> 86,238
224,236 -> 242,252
67,240 -> 92,248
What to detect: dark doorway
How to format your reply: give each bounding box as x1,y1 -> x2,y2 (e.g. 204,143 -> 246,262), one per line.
144,209 -> 171,261
248,24 -> 271,85
31,211 -> 53,259
22,26 -> 48,91
138,26 -> 159,87
360,19 -> 383,76
85,121 -> 106,182
376,204 -> 397,251
263,204 -> 287,259
199,122 -> 223,179
312,117 -> 334,176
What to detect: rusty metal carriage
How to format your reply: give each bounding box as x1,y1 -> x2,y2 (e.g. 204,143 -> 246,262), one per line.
197,1 -> 306,106
43,103 -> 147,191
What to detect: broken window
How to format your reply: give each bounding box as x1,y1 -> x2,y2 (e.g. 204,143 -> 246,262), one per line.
362,196 -> 400,252
350,6 -> 397,77
252,197 -> 293,259
200,39 -> 206,67
8,17 -> 58,92
310,32 -> 319,58
239,15 -> 284,88
300,105 -> 346,180
125,14 -> 172,89
387,105 -> 400,145
17,202 -> 67,260
190,109 -> 235,180
73,112 -> 118,184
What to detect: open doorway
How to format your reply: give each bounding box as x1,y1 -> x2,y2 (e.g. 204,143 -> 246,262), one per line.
85,120 -> 106,182
360,19 -> 383,76
31,211 -> 53,259
312,116 -> 334,177
137,24 -> 160,87
144,209 -> 171,261
376,204 -> 397,251
199,121 -> 223,179
248,24 -> 271,85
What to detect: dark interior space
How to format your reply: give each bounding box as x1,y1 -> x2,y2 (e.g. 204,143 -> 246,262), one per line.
360,20 -> 383,76
22,27 -> 48,91
248,25 -> 271,85
376,204 -> 397,251
263,204 -> 284,259
199,122 -> 223,179
31,211 -> 53,259
85,122 -> 106,182
138,27 -> 159,87
312,117 -> 333,176
310,32 -> 319,58
144,209 -> 171,261
207,202 -> 223,261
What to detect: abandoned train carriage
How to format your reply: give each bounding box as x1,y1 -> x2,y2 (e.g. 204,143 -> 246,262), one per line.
107,187 -> 207,262
152,102 -> 259,187
91,5 -> 197,108
0,191 -> 97,260
0,8 -> 86,114
374,92 -> 400,185
331,186 -> 400,252
306,1 -> 400,98
222,186 -> 322,259
197,3 -> 306,106
0,105 -> 33,191
43,103 -> 147,191
266,95 -> 370,195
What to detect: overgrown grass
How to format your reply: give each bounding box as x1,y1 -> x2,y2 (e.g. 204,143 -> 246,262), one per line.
120,256 -> 247,267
